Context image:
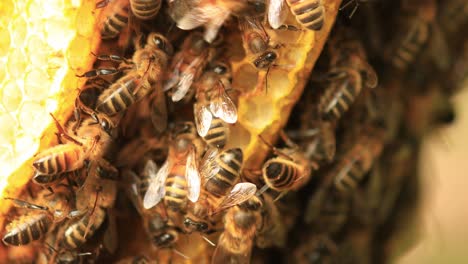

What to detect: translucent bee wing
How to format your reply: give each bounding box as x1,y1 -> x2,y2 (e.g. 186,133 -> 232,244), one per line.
171,57 -> 204,102
200,147 -> 220,182
203,7 -> 231,43
212,239 -> 252,264
209,87 -> 237,124
194,103 -> 213,137
142,159 -> 159,180
268,0 -> 287,29
164,59 -> 183,92
143,160 -> 170,209
216,182 -> 257,212
186,148 -> 201,202
122,169 -> 143,213
176,7 -> 209,30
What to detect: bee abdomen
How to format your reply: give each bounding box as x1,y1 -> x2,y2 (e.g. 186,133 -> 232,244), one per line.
130,0 -> 161,20
203,118 -> 228,148
101,6 -> 130,39
287,0 -> 325,31
320,77 -> 357,121
62,207 -> 106,249
3,214 -> 51,246
334,162 -> 365,194
96,78 -> 138,115
33,145 -> 83,175
32,172 -> 65,185
165,174 -> 187,211
264,161 -> 297,190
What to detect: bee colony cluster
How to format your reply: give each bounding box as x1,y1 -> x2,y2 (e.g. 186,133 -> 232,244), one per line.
1,0 -> 466,263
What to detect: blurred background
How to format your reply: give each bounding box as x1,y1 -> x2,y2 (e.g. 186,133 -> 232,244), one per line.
399,88 -> 468,263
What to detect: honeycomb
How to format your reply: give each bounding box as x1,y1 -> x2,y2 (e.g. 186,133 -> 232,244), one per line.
0,0 -> 103,219
0,0 -> 465,263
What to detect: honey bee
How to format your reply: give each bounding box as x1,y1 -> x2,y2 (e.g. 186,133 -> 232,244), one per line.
32,168 -> 85,187
124,163 -> 185,253
386,14 -> 431,71
61,164 -> 117,250
84,33 -> 172,118
99,0 -> 131,39
268,0 -> 325,31
304,178 -> 350,235
38,226 -> 93,264
239,16 -> 279,70
130,0 -> 162,20
33,115 -> 113,179
255,193 -> 287,248
3,186 -> 83,246
143,123 -> 203,212
258,133 -> 317,193
168,0 -> 248,42
332,126 -> 384,196
184,148 -> 258,234
193,62 -> 237,146
319,28 -> 378,122
164,32 -> 213,102
212,195 -> 263,263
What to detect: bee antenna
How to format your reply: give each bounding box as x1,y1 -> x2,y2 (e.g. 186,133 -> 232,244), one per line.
201,235 -> 216,247
44,242 -> 58,253
49,113 -> 83,146
172,248 -> 190,260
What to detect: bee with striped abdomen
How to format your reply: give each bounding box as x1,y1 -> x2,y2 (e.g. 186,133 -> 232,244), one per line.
61,163 -> 117,250
267,0 -> 325,31
164,32 -> 214,102
143,122 -> 203,212
184,148 -> 257,234
212,195 -> 263,264
130,0 -> 162,20
319,27 -> 378,122
259,132 -> 317,193
32,116 -> 114,188
332,126 -> 384,196
99,0 -> 130,39
194,61 -> 237,148
2,186 -> 83,246
79,33 -> 173,121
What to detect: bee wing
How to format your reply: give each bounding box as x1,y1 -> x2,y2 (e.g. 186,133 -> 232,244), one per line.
171,57 -> 204,102
212,239 -> 252,264
216,182 -> 257,212
186,147 -> 201,202
200,147 -> 220,182
209,84 -> 237,124
143,160 -> 170,209
194,103 -> 213,137
164,59 -> 183,92
203,7 -> 231,43
122,170 -> 143,213
143,159 -> 159,180
176,7 -> 210,30
268,0 -> 287,29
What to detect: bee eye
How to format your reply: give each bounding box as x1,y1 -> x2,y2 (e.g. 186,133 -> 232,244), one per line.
267,52 -> 277,60
153,36 -> 173,55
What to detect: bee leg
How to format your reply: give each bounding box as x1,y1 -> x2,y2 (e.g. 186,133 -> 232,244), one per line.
68,209 -> 87,219
50,113 -> 83,146
75,68 -> 120,78
279,130 -> 300,150
91,52 -> 134,66
4,197 -> 48,211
